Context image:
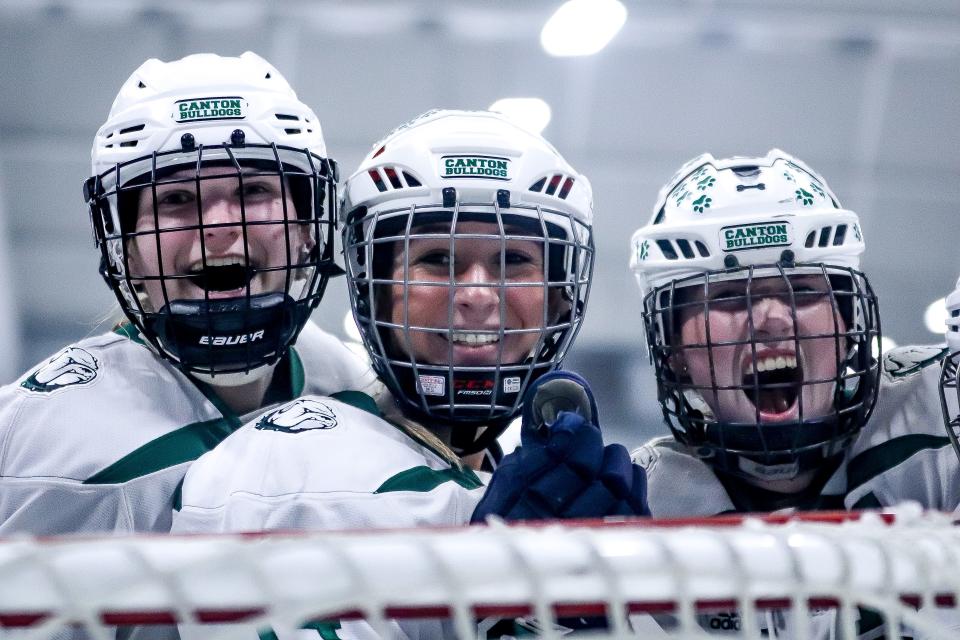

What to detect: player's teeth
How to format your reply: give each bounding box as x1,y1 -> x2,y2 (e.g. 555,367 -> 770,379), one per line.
750,355 -> 798,374
190,257 -> 247,270
451,332 -> 499,345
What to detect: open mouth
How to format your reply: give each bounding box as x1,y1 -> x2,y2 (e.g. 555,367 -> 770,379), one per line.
742,354 -> 801,416
187,257 -> 255,292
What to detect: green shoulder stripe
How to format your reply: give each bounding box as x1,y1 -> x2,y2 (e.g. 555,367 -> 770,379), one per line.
375,465 -> 483,494
112,322 -> 144,344
847,433 -> 951,492
84,415 -> 242,485
330,390 -> 383,418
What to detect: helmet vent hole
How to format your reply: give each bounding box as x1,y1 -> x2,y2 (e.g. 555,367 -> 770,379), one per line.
731,165 -> 760,177
833,224 -> 848,246
119,124 -> 145,135
402,171 -> 422,187
656,239 -> 679,261
545,174 -> 563,196
558,177 -> 575,199
119,141 -> 138,148
368,169 -> 387,193
676,239 -> 695,259
137,81 -> 146,89
275,113 -> 299,121
284,128 -> 302,135
265,72 -> 272,79
529,177 -> 547,193
818,226 -> 832,248
804,231 -> 817,248
383,167 -> 402,189
694,241 -> 710,257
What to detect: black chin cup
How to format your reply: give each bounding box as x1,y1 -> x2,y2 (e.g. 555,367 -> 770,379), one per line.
145,292 -> 305,376
385,360 -> 553,426
686,414 -> 861,478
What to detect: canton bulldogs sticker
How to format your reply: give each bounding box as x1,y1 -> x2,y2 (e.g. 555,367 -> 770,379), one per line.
175,96 -> 245,123
21,347 -> 100,393
440,155 -> 511,180
255,399 -> 338,433
720,221 -> 792,252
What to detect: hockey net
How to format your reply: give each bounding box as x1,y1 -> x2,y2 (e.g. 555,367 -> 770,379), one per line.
3,506 -> 960,639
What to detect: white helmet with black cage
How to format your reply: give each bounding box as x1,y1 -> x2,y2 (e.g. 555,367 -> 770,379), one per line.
941,276 -> 960,462
630,149 -> 881,484
341,109 -> 594,453
85,51 -> 339,383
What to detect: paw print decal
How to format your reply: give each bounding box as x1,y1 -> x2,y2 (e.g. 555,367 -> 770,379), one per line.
853,223 -> 862,242
783,171 -> 795,182
697,176 -> 716,191
809,181 -> 825,198
690,166 -> 708,180
637,239 -> 650,261
795,188 -> 814,206
674,187 -> 690,206
692,195 -> 712,213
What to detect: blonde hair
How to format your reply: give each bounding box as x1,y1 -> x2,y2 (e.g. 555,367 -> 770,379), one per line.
375,391 -> 464,469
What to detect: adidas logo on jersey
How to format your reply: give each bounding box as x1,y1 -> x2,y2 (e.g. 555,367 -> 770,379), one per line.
198,330 -> 264,346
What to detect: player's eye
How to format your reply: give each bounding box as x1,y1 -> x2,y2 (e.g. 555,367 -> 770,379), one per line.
417,251 -> 451,267
156,190 -> 195,207
239,181 -> 276,198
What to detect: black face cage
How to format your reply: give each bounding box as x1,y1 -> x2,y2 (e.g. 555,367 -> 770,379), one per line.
343,198 -> 594,430
84,143 -> 340,377
941,352 -> 960,464
642,262 -> 881,476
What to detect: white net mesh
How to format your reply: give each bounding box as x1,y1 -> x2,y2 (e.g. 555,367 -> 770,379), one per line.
3,506 -> 960,639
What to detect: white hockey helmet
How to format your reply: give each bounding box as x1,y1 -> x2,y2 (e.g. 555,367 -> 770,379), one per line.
941,275 -> 960,461
341,110 -> 594,447
84,52 -> 339,380
630,150 -> 881,481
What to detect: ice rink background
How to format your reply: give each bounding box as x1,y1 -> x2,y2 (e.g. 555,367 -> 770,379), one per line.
0,0 -> 957,449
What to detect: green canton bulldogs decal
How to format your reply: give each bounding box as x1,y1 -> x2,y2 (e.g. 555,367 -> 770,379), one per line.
255,398 -> 338,433
21,347 -> 100,393
440,155 -> 511,180
174,96 -> 245,123
720,221 -> 792,252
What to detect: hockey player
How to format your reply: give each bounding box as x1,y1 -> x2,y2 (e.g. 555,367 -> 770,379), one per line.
942,277 -> 960,466
0,52 -> 378,536
629,149 -> 956,516
173,110 -> 648,639
629,150 -> 957,637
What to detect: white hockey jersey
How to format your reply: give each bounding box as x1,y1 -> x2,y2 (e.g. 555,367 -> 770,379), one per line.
172,393 -> 485,533
172,393 -> 487,640
0,321 -> 379,536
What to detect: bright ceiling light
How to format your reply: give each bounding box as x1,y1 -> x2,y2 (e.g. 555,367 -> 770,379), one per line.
489,98 -> 552,134
925,297 -> 948,335
541,0 -> 627,57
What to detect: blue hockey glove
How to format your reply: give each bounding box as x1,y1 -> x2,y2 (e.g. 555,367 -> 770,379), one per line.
470,370 -> 650,522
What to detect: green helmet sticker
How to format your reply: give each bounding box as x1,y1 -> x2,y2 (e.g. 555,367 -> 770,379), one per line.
795,188 -> 814,206
691,195 -> 712,213
720,221 -> 792,252
696,176 -> 716,191
174,96 -> 245,123
637,239 -> 650,261
440,155 -> 510,180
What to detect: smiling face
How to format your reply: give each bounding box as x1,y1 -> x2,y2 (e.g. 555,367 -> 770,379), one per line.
127,165 -> 314,310
673,273 -> 846,426
382,220 -> 565,368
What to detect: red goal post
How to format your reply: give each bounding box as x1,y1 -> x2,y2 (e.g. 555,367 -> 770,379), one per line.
2,505 -> 960,639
